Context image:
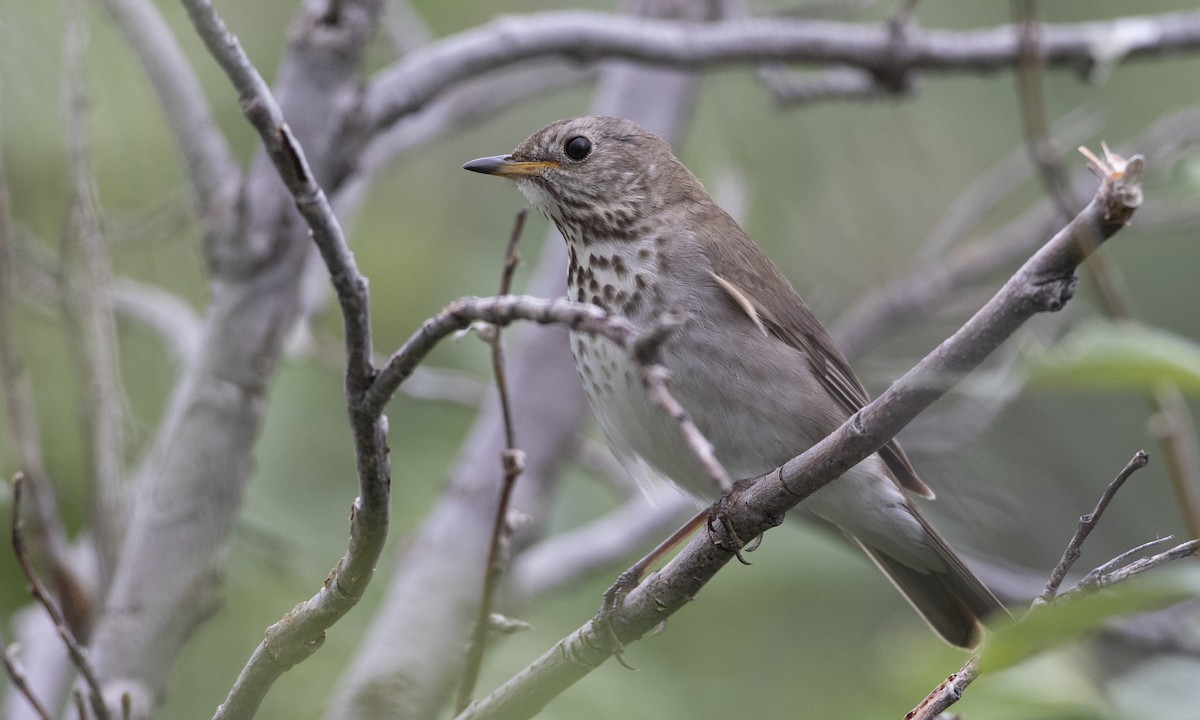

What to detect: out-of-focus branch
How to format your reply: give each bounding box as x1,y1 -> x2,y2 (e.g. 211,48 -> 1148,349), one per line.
832,102 -> 1200,360
108,279 -> 202,366
96,0 -> 240,244
62,2 -> 128,583
325,4 -> 716,712
87,0 -> 385,716
909,451 -> 1193,720
166,0 -> 392,717
454,148 -> 1143,720
0,634 -> 54,720
1010,7 -> 1200,540
10,476 -> 109,720
456,211 -> 529,712
510,489 -> 695,604
365,9 -> 1200,133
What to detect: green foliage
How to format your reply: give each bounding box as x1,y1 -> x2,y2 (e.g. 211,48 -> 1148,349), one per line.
1022,320 -> 1200,394
981,568 -> 1200,674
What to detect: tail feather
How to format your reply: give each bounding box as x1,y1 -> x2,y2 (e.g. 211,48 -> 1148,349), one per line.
854,519 -> 1009,649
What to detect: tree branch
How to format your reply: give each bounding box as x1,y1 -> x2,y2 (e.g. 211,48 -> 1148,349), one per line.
96,0 -> 240,243
1037,450 -> 1150,605
364,9 -> 1200,133
832,102 -> 1200,360
908,451 -> 1194,720
324,5 -> 714,711
62,0 -> 128,583
10,475 -> 109,720
452,147 -> 1144,720
86,1 -> 387,716
0,633 -> 54,720
456,210 -> 529,711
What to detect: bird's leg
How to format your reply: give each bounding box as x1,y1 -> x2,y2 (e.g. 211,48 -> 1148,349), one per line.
597,508 -> 709,668
706,477 -> 766,564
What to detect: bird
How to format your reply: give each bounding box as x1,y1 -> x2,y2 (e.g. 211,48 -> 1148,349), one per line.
463,115 -> 1005,648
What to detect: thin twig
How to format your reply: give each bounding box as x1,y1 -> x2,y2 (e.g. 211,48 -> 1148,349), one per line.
0,634 -> 55,720
1014,0 -> 1078,219
11,475 -> 110,720
0,35 -> 84,636
62,0 -> 128,583
95,0 -> 240,239
1070,539 -> 1200,596
1153,386 -> 1200,540
904,658 -> 979,720
456,210 -> 529,712
1011,3 -> 1200,541
909,450 -> 1185,720
1035,449 -> 1150,605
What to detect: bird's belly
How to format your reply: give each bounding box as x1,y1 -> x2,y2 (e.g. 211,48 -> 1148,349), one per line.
570,324 -> 833,499
570,331 -> 713,496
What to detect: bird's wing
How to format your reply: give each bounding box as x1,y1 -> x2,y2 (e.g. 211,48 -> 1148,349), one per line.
706,233 -> 934,499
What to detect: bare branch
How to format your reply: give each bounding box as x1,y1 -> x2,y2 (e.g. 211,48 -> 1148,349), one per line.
108,279 -> 202,366
365,9 -> 1200,132
96,0 -> 240,241
62,2 -> 128,580
1011,6 -> 1200,543
905,658 -> 979,720
510,490 -> 696,604
909,450 -> 1187,720
368,296 -> 639,416
832,102 -> 1200,360
167,0 -> 392,717
85,1 -> 386,716
1036,450 -> 1150,605
0,634 -> 55,720
1069,539 -> 1200,595
456,210 -> 529,711
453,147 -> 1144,720
11,475 -> 110,720
325,6 -> 714,713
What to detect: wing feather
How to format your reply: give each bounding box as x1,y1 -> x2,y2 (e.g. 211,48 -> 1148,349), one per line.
708,249 -> 934,499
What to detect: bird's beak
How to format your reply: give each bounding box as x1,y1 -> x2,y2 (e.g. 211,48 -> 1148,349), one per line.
462,154 -> 559,177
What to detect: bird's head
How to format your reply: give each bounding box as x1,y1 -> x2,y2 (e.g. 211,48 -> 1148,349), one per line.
463,116 -> 679,244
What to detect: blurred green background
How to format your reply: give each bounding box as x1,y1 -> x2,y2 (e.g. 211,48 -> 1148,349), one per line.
2,0 -> 1200,718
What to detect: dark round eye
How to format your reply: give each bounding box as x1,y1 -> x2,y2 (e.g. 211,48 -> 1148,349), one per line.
564,136 -> 591,161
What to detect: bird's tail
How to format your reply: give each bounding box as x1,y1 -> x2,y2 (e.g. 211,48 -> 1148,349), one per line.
853,511 -> 1008,649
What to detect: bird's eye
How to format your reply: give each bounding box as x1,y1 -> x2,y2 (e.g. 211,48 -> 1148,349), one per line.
564,136 -> 591,161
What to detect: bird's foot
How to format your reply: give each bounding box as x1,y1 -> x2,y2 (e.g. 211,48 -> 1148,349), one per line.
706,478 -> 764,565
597,568 -> 642,670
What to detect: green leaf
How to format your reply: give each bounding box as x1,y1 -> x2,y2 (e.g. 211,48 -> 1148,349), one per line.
1022,321 -> 1200,393
980,569 -> 1200,673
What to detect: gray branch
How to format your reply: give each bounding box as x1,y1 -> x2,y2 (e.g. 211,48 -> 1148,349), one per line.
86,1 -> 386,716
324,2 -> 714,714
96,0 -> 240,241
364,9 -> 1200,133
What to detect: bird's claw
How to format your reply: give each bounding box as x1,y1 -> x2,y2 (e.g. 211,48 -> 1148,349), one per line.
705,478 -> 763,565
598,569 -> 642,670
